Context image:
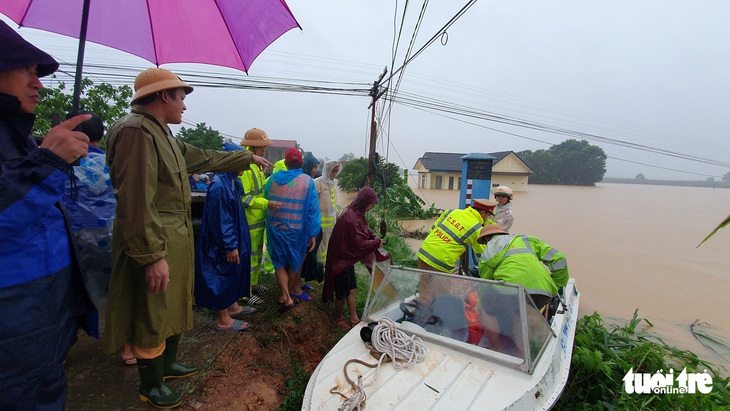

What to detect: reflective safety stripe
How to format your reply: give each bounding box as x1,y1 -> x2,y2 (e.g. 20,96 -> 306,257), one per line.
503,236 -> 535,258
245,187 -> 263,197
418,248 -> 454,272
248,221 -> 265,230
321,216 -> 335,228
543,248 -> 559,261
527,288 -> 553,298
242,166 -> 263,205
549,259 -> 567,271
434,210 -> 482,245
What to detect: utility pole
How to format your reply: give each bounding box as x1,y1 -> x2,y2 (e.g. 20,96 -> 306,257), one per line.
367,67 -> 388,188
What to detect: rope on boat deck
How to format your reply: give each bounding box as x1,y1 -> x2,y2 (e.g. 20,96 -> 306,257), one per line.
330,318 -> 428,411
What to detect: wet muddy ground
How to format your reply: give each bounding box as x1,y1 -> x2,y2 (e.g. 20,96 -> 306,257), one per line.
65,278 -> 344,410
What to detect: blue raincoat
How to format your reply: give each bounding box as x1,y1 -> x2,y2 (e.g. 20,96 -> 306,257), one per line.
264,167 -> 320,272
194,143 -> 252,310
0,92 -> 96,409
61,146 -> 115,318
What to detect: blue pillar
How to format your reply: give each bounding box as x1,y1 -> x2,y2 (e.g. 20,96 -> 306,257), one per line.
459,153 -> 495,272
459,153 -> 495,208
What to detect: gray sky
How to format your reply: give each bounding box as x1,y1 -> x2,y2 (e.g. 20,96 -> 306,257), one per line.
4,1 -> 729,180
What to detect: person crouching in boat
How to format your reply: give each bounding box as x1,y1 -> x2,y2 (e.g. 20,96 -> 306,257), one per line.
416,199 -> 497,305
416,199 -> 497,274
475,225 -> 569,355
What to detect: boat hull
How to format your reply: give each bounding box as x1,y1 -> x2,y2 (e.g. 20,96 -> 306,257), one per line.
304,278 -> 580,410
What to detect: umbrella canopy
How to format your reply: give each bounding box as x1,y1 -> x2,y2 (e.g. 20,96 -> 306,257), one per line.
1,0 -> 299,72
1,0 -> 300,111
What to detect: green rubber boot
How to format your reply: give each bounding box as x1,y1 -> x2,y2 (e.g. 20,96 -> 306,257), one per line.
137,356 -> 182,409
163,334 -> 198,380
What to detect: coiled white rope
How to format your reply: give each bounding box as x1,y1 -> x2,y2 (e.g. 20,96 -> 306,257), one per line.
334,318 -> 428,411
370,317 -> 428,370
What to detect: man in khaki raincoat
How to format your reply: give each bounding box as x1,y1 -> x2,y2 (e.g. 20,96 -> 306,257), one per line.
102,68 -> 272,409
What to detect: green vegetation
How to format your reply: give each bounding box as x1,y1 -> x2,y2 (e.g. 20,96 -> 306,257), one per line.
557,310 -> 730,410
337,156 -> 404,193
176,122 -> 224,150
518,139 -> 607,186
35,76 -> 133,138
280,365 -> 308,411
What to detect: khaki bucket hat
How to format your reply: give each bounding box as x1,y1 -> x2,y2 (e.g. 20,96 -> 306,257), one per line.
132,68 -> 193,104
477,224 -> 509,244
241,128 -> 272,147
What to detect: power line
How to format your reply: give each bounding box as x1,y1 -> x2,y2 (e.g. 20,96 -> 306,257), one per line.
44,60 -> 729,177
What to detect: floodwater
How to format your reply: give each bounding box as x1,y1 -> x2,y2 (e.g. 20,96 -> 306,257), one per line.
396,183 -> 730,371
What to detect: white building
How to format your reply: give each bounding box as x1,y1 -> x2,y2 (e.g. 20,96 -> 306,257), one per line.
413,151 -> 533,191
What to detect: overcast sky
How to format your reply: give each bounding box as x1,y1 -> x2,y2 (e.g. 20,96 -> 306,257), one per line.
3,1 -> 729,180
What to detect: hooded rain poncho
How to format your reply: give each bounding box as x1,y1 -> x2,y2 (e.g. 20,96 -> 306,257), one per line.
264,167 -> 320,271
322,187 -> 381,303
195,143 -> 252,310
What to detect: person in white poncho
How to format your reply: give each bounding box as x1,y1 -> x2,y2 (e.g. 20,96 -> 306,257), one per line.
314,160 -> 342,268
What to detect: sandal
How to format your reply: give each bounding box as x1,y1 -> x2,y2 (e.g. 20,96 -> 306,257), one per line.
122,355 -> 137,366
252,285 -> 269,295
215,319 -> 250,331
244,295 -> 264,306
336,319 -> 352,330
278,299 -> 299,314
302,284 -> 314,291
230,306 -> 257,318
290,291 -> 311,302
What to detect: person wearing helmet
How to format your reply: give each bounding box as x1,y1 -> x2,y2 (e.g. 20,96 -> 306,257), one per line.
476,224 -> 568,354
417,199 -> 498,274
477,224 -> 567,305
239,128 -> 281,304
493,185 -> 514,230
103,68 -> 272,408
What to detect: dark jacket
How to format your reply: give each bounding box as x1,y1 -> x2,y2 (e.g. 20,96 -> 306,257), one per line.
0,92 -> 96,409
322,187 -> 381,303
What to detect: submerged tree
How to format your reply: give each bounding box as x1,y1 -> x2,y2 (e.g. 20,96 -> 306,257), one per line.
519,139 -> 607,186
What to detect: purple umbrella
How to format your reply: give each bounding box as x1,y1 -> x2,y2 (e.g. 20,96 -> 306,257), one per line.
0,0 -> 300,112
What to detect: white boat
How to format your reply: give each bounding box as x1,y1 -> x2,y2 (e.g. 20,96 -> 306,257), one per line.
303,263 -> 580,410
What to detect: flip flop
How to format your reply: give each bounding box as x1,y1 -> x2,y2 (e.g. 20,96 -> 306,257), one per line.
244,295 -> 264,306
278,302 -> 296,314
302,284 -> 314,291
230,306 -> 257,318
290,291 -> 311,302
252,285 -> 269,294
215,319 -> 250,332
336,319 -> 351,330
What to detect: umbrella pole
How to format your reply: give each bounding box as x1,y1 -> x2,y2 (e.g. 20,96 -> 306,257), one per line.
71,0 -> 91,115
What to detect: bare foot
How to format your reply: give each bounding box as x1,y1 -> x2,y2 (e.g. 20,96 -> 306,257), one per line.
217,319 -> 234,329
228,304 -> 243,316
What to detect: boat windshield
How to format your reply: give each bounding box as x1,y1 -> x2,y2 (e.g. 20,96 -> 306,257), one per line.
364,263 -> 554,372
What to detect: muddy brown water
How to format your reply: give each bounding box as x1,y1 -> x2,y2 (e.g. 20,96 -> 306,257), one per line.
386,183 -> 730,371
